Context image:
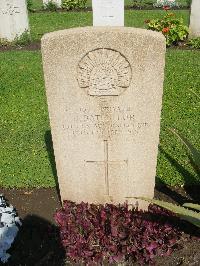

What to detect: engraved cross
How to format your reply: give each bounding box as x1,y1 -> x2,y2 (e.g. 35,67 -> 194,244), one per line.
86,140 -> 128,197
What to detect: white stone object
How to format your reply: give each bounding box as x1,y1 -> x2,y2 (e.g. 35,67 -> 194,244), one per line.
92,0 -> 124,26
1,253 -> 11,264
1,213 -> 15,224
0,0 -> 29,41
0,195 -> 21,263
43,0 -> 62,8
189,0 -> 200,37
42,27 -> 166,209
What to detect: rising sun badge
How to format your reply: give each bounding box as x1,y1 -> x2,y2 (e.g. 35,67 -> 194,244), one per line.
77,48 -> 132,96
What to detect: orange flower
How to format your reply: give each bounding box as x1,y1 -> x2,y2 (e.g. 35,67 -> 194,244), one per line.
162,27 -> 170,33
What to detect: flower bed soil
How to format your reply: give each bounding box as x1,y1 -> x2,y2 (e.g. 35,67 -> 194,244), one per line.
0,185 -> 200,266
0,41 -> 199,53
0,42 -> 41,52
29,6 -> 190,13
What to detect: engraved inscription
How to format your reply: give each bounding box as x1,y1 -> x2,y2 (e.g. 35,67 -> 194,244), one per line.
2,3 -> 20,15
63,106 -> 149,138
77,48 -> 132,96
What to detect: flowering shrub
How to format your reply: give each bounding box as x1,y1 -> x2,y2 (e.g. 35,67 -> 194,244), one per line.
55,201 -> 181,264
154,0 -> 179,8
62,0 -> 87,10
145,10 -> 189,46
0,195 -> 22,263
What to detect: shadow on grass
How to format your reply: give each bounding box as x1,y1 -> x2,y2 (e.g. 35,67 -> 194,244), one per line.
5,215 -> 66,266
45,130 -> 62,203
157,146 -> 200,204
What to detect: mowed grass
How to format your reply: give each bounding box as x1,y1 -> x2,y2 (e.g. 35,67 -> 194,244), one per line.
29,10 -> 189,41
0,52 -> 52,187
30,11 -> 92,41
157,49 -> 200,186
0,49 -> 199,188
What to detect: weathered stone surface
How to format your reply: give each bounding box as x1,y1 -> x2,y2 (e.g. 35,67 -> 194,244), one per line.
0,0 -> 29,41
92,0 -> 124,26
189,0 -> 200,38
42,27 -> 166,208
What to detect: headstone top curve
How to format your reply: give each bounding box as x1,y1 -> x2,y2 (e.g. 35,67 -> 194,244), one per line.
41,27 -> 166,44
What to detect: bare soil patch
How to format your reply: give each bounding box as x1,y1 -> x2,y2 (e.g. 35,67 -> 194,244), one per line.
0,42 -> 41,52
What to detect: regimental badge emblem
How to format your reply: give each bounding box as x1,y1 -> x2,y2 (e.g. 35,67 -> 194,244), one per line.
77,48 -> 132,96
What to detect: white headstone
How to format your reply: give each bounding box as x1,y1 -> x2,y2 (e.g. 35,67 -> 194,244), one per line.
189,0 -> 200,38
42,27 -> 166,209
0,0 -> 29,42
43,0 -> 62,8
92,0 -> 124,26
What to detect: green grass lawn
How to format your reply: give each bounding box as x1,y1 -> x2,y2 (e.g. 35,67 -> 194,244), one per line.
29,10 -> 189,41
0,49 -> 199,188
0,51 -> 52,187
158,49 -> 200,186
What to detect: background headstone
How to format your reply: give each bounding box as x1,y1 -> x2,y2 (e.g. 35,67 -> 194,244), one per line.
92,0 -> 124,26
42,27 -> 166,209
0,0 -> 29,41
43,0 -> 62,8
189,0 -> 200,38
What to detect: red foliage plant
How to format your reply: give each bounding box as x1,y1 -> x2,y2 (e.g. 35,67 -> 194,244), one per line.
163,5 -> 170,10
55,201 -> 181,265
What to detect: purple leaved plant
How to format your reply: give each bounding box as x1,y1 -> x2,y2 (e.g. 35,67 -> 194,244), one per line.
55,201 -> 181,265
